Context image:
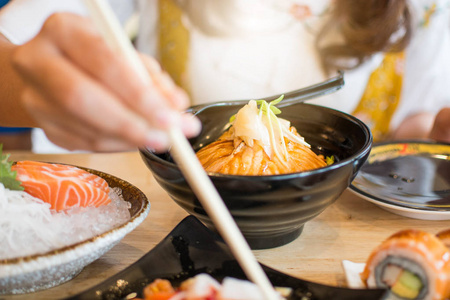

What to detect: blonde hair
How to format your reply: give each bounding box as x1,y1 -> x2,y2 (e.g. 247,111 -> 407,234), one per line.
318,0 -> 412,72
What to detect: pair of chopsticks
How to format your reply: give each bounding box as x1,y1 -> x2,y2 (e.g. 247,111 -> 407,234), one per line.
82,1 -> 278,299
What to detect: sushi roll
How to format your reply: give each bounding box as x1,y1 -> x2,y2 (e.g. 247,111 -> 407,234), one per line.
360,229 -> 450,300
436,229 -> 450,250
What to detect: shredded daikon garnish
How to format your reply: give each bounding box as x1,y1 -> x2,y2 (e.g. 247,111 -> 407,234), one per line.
229,96 -> 310,163
0,182 -> 64,255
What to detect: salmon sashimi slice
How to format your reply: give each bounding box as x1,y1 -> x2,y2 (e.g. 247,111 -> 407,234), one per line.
12,161 -> 111,211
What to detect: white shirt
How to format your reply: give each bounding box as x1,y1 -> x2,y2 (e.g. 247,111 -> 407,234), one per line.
136,0 -> 450,129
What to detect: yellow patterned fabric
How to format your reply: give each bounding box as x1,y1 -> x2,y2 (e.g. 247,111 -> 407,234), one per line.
421,2 -> 437,27
352,52 -> 405,142
158,0 -> 190,93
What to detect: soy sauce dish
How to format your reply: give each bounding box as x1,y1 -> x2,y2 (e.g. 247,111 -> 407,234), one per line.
350,141 -> 450,220
140,102 -> 372,249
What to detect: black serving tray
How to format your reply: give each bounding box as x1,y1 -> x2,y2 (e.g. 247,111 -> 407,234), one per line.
67,216 -> 386,300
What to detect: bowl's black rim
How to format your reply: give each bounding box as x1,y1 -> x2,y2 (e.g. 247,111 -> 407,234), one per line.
349,139 -> 450,212
140,103 -> 373,181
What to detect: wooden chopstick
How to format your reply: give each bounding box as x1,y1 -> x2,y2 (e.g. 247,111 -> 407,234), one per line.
82,1 -> 278,299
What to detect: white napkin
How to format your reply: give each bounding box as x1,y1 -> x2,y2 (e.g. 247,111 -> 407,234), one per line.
341,260 -> 366,289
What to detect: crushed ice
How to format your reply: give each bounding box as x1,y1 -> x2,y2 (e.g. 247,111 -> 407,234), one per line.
0,184 -> 131,260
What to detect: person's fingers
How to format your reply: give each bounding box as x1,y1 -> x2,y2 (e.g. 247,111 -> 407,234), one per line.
22,86 -> 174,152
429,107 -> 450,143
140,54 -> 190,110
12,12 -> 201,151
40,13 -> 185,130
43,121 -> 169,152
21,87 -> 105,142
15,50 -> 153,140
42,123 -> 135,152
180,113 -> 202,138
13,39 -> 167,151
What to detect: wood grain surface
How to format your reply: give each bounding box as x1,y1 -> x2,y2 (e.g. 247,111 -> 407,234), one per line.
2,151 -> 449,300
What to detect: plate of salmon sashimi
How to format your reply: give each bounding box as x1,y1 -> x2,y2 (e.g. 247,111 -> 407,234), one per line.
0,156 -> 150,295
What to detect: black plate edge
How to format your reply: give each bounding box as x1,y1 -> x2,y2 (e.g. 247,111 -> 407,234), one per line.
350,140 -> 450,212
66,216 -> 386,300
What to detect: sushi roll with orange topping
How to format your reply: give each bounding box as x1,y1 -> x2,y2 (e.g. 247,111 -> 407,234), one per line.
360,229 -> 450,300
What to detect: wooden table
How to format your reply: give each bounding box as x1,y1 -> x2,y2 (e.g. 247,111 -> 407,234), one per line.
2,151 -> 449,300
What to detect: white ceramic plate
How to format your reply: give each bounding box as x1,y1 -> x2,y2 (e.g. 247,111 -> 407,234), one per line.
350,141 -> 450,220
0,165 -> 150,295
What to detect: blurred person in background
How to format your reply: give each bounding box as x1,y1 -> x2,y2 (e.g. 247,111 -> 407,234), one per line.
0,0 -> 448,153
141,0 -> 450,143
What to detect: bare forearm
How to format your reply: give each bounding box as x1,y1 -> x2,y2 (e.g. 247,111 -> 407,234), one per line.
0,34 -> 37,127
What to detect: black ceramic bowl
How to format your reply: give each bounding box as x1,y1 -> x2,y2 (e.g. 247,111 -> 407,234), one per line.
140,102 -> 372,249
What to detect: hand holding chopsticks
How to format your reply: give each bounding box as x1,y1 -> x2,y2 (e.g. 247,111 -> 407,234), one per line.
83,1 -> 278,299
9,11 -> 199,152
